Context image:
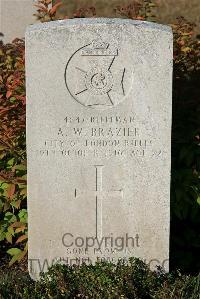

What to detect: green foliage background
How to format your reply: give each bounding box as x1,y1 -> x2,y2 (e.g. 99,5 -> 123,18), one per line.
171,18 -> 200,272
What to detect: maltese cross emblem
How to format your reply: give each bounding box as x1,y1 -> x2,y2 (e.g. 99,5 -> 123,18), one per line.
65,39 -> 133,109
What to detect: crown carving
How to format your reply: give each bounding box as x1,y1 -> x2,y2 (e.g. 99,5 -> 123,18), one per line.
92,40 -> 109,50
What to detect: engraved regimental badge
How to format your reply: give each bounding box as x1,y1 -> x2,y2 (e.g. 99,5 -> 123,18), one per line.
65,40 -> 133,109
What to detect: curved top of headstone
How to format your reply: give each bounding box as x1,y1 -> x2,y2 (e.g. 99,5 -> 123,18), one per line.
26,18 -> 171,34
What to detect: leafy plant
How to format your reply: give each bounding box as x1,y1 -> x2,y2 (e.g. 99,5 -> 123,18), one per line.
0,259 -> 199,298
34,0 -> 63,22
114,0 -> 156,21
0,38 -> 27,265
170,16 -> 200,273
34,0 -> 97,20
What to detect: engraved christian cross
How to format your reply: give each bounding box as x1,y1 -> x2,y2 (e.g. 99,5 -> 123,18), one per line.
75,165 -> 123,239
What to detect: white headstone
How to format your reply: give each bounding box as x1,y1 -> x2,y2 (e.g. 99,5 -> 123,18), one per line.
26,18 -> 173,280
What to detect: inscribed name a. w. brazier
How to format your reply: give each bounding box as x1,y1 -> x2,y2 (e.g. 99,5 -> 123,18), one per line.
26,18 -> 173,280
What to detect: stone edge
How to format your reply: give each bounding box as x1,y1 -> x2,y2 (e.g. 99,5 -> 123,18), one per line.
25,18 -> 172,35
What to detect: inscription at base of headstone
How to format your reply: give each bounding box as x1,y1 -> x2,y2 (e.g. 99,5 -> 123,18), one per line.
26,18 -> 173,280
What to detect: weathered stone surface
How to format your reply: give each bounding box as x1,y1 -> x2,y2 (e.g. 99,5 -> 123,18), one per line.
26,18 -> 173,280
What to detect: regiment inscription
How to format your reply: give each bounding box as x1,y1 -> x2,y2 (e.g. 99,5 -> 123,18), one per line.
37,114 -> 155,159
